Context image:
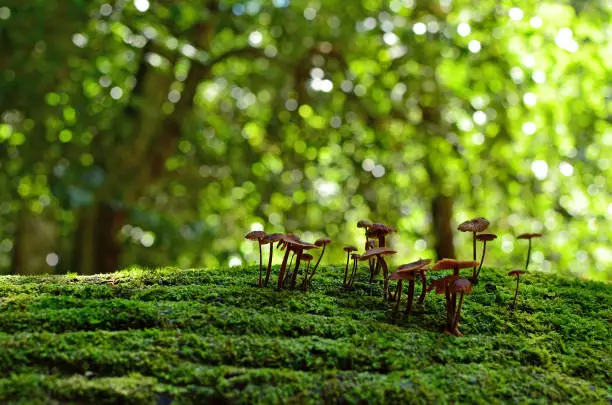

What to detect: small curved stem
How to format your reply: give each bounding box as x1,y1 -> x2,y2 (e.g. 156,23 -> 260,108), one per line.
472,231 -> 477,276
343,253 -> 350,287
258,242 -> 263,288
475,241 -> 487,282
453,293 -> 465,333
511,276 -> 520,311
525,240 -> 532,271
309,245 -> 326,283
277,248 -> 291,289
264,244 -> 273,287
418,270 -> 427,305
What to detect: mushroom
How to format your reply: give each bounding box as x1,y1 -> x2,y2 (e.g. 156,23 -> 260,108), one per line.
276,235 -> 302,289
261,233 -> 284,287
360,247 -> 397,299
343,245 -> 358,287
366,223 -> 396,248
508,269 -> 526,311
299,253 -> 315,291
430,259 -> 479,329
288,240 -> 319,289
396,259 -> 432,318
357,220 -> 375,275
308,238 -> 332,284
365,239 -> 377,281
388,270 -> 412,321
245,231 -> 267,288
348,253 -> 361,288
517,233 -> 542,271
428,274 -> 462,334
458,217 -> 490,278
449,278 -> 472,337
473,233 -> 498,283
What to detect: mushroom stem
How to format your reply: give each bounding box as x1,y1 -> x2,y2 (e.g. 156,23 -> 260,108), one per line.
370,258 -> 381,283
525,240 -> 532,271
472,231 -> 477,277
474,241 -> 487,282
290,249 -> 303,289
277,248 -> 291,289
380,258 -> 390,300
349,257 -> 358,287
264,244 -> 274,287
453,292 -> 465,336
444,283 -> 453,333
451,266 -> 459,326
511,275 -> 520,311
309,245 -> 326,283
404,278 -> 415,318
301,260 -> 312,291
343,252 -> 350,287
258,242 -> 263,288
392,280 -> 403,321
378,235 -> 385,248
417,270 -> 427,305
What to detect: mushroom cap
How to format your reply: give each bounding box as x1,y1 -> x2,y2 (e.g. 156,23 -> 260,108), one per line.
293,241 -> 319,250
245,231 -> 267,241
476,233 -> 498,242
431,258 -> 480,271
262,233 -> 284,244
508,269 -> 526,277
388,270 -> 414,281
449,278 -> 473,294
343,245 -> 358,252
457,217 -> 490,233
365,239 -> 377,249
350,253 -> 361,260
300,253 -> 314,261
284,233 -> 300,241
428,275 -> 461,294
366,223 -> 397,237
517,233 -> 543,240
315,237 -> 332,247
357,219 -> 372,229
396,259 -> 432,273
360,247 -> 397,260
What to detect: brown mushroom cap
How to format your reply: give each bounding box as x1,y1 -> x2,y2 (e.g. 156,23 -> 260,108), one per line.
396,259 -> 432,273
343,245 -> 358,252
262,233 -> 284,244
476,233 -> 498,242
284,233 -> 300,241
449,278 -> 473,294
315,238 -> 332,247
300,253 -> 314,261
360,247 -> 397,260
508,269 -> 526,277
517,233 -> 543,239
388,270 -> 414,281
357,220 -> 372,229
245,231 -> 267,241
367,223 -> 397,238
365,239 -> 377,249
350,253 -> 361,260
458,217 -> 490,233
428,275 -> 461,294
431,258 -> 480,271
293,241 -> 319,250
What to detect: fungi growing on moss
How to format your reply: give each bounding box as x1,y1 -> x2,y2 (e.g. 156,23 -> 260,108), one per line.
508,269 -> 526,311
458,217 -> 490,277
449,278 -> 473,336
388,270 -> 412,321
348,253 -> 361,288
517,233 -> 542,271
299,253 -> 315,291
245,231 -> 267,287
261,233 -> 284,287
396,259 -> 432,318
473,233 -> 498,283
360,247 -> 397,299
343,246 -> 358,287
288,240 -> 318,289
428,274 -> 461,334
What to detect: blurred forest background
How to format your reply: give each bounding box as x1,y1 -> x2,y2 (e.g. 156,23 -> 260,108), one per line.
0,0 -> 610,280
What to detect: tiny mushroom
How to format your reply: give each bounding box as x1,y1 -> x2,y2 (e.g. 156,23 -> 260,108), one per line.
299,253 -> 315,291
261,233 -> 284,287
388,270 -> 412,321
508,269 -> 527,311
366,223 -> 397,248
276,234 -> 305,289
449,278 -> 473,336
458,217 -> 490,276
473,233 -> 498,283
517,233 -> 542,271
357,220 -> 375,275
289,240 -> 319,289
309,238 -> 332,283
428,274 -> 462,334
348,253 -> 361,288
245,230 -> 267,287
396,259 -> 432,318
360,247 -> 397,299
343,245 -> 358,287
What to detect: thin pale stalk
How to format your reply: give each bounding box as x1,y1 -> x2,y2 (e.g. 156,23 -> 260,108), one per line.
525,240 -> 532,271
308,246 -> 326,283
453,293 -> 465,333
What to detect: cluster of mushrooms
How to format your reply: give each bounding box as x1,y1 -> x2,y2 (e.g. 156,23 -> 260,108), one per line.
244,231 -> 331,292
245,217 -> 543,337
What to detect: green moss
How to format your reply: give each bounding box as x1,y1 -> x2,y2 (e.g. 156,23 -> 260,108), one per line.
0,266 -> 610,404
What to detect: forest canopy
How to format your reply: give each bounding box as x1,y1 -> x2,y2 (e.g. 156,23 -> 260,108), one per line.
0,0 -> 610,280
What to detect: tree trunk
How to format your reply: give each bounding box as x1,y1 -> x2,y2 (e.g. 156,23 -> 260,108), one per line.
72,201 -> 126,274
431,194 -> 455,260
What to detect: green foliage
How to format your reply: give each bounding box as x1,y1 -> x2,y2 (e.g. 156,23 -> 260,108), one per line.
0,265 -> 610,404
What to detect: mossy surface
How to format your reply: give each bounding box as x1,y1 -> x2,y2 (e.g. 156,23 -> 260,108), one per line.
0,265 -> 610,404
